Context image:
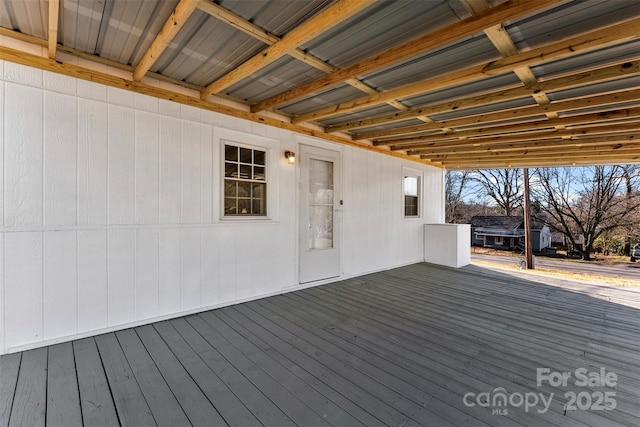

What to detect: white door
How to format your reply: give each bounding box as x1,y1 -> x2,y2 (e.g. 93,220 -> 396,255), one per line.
299,146 -> 341,283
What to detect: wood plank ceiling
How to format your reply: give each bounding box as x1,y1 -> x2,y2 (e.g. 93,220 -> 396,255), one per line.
1,0 -> 639,170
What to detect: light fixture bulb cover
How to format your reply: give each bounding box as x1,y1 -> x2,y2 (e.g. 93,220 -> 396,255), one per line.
285,150 -> 296,164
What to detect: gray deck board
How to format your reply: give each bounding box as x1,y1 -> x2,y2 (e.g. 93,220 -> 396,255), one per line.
188,314 -> 332,427
114,329 -> 191,426
8,348 -> 47,427
46,343 -> 82,427
94,333 -> 156,426
206,310 -> 371,427
0,352 -> 20,427
134,324 -> 227,427
2,262 -> 640,426
152,320 -> 261,427
73,338 -> 119,427
170,317 -> 297,427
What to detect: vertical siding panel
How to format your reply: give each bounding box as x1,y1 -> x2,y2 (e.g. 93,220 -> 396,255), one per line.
0,234 -> 4,353
44,92 -> 77,226
181,122 -> 201,223
159,117 -> 181,223
78,230 -> 108,333
0,81 -> 4,228
218,228 -> 236,304
108,229 -> 135,326
158,228 -> 180,315
5,232 -> 43,348
108,105 -> 135,224
78,99 -> 108,226
43,231 -> 77,340
135,228 -> 159,319
201,126 -> 213,223
200,227 -> 219,307
5,83 -> 43,227
180,228 -> 201,310
134,111 -> 159,224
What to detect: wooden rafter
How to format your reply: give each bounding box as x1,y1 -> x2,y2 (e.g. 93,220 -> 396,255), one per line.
427,147 -> 640,163
404,127 -> 640,154
250,0 -> 564,113
47,0 -> 59,59
356,88 -> 640,141
196,0 -> 397,110
0,45 -> 439,169
440,153 -> 640,169
132,0 -> 201,82
328,59 -> 640,133
200,0 -> 375,99
292,15 -> 640,125
380,109 -> 640,149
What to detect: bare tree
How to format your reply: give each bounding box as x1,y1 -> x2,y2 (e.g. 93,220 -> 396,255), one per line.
445,170 -> 473,223
533,166 -> 640,260
472,169 -> 523,216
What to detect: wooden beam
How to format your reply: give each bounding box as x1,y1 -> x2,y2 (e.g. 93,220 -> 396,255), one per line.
293,15 -> 640,125
483,16 -> 640,76
445,156 -> 640,169
0,45 -> 440,169
48,0 -> 59,59
133,0 -> 201,82
423,143 -> 640,161
250,0 -> 564,113
380,111 -> 640,148
328,60 -> 640,133
356,88 -> 640,141
200,0 -> 376,99
196,0 -> 397,110
408,133 -> 640,156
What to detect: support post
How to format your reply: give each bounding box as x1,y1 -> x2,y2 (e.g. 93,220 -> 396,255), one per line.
523,168 -> 534,269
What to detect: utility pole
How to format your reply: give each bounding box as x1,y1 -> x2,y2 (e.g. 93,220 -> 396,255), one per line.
523,168 -> 534,269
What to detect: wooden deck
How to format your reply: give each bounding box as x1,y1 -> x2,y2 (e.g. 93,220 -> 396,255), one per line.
2,263 -> 639,427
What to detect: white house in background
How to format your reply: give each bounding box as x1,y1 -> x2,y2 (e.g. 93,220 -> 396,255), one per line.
0,61 -> 445,355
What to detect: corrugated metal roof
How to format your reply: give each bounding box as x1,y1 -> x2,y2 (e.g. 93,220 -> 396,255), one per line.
1,0 -> 48,39
506,0 -> 640,50
547,75 -> 640,102
301,0 -> 459,68
152,9 -> 265,85
95,0 -> 178,65
1,0 -> 639,168
401,72 -> 522,108
220,0 -> 333,38
361,34 -> 499,91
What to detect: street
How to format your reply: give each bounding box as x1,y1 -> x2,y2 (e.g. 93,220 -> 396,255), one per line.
471,252 -> 640,281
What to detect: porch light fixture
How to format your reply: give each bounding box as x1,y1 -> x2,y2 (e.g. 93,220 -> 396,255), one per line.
285,150 -> 296,164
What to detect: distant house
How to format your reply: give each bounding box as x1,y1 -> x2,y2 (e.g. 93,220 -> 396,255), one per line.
470,216 -> 552,252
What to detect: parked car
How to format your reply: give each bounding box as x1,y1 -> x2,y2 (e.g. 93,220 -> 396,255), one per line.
631,244 -> 640,262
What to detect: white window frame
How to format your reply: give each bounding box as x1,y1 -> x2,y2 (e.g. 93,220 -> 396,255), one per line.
217,128 -> 278,222
402,167 -> 422,218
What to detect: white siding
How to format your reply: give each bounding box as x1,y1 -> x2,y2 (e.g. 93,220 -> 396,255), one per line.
0,61 -> 444,354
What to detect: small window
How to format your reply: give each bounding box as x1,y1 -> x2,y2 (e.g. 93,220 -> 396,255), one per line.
404,174 -> 420,217
224,144 -> 267,216
495,236 -> 503,245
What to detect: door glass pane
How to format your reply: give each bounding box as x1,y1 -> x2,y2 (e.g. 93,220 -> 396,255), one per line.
308,159 -> 334,250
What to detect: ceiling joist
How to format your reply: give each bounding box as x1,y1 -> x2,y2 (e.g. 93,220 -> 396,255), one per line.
200,0 -> 376,99
3,0 -> 640,169
357,88 -> 640,141
133,0 -> 201,82
250,0 -> 564,113
328,59 -> 640,133
47,0 -> 59,60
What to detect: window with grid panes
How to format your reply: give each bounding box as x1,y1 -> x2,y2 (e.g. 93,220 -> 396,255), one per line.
404,175 -> 420,217
224,144 -> 267,216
